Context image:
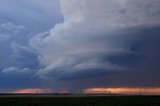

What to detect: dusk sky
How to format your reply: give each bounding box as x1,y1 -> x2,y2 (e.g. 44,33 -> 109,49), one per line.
0,0 -> 160,94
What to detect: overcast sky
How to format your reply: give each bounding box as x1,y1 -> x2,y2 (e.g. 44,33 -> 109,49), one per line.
0,0 -> 160,93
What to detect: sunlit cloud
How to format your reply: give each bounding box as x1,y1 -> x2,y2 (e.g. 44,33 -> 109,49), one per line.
14,88 -> 53,93
84,88 -> 160,95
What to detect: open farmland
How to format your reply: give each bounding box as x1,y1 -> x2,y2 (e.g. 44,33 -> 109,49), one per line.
0,94 -> 160,106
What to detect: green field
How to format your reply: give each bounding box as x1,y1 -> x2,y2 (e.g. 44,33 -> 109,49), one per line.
0,95 -> 160,106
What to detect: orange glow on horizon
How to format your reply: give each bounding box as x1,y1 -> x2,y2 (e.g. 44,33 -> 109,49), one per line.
14,88 -> 52,93
84,88 -> 160,95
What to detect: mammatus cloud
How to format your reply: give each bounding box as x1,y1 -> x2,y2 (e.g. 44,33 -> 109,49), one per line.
29,0 -> 160,81
0,22 -> 25,41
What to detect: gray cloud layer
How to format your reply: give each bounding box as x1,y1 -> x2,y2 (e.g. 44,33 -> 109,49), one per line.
0,0 -> 159,92
29,0 -> 160,82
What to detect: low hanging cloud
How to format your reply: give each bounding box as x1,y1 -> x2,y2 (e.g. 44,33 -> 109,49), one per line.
29,0 -> 160,81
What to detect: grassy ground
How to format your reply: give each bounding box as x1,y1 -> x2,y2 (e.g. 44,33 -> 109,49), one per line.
0,96 -> 160,106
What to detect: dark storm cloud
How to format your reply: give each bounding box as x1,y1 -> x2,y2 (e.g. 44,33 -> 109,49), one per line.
29,0 -> 160,84
1,0 -> 160,92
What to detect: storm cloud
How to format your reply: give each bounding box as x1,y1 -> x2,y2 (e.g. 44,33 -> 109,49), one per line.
29,0 -> 160,83
0,0 -> 160,92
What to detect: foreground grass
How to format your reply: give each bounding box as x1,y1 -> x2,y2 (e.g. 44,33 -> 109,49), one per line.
0,96 -> 160,106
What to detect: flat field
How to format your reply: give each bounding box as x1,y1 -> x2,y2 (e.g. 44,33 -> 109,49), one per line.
0,95 -> 160,106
